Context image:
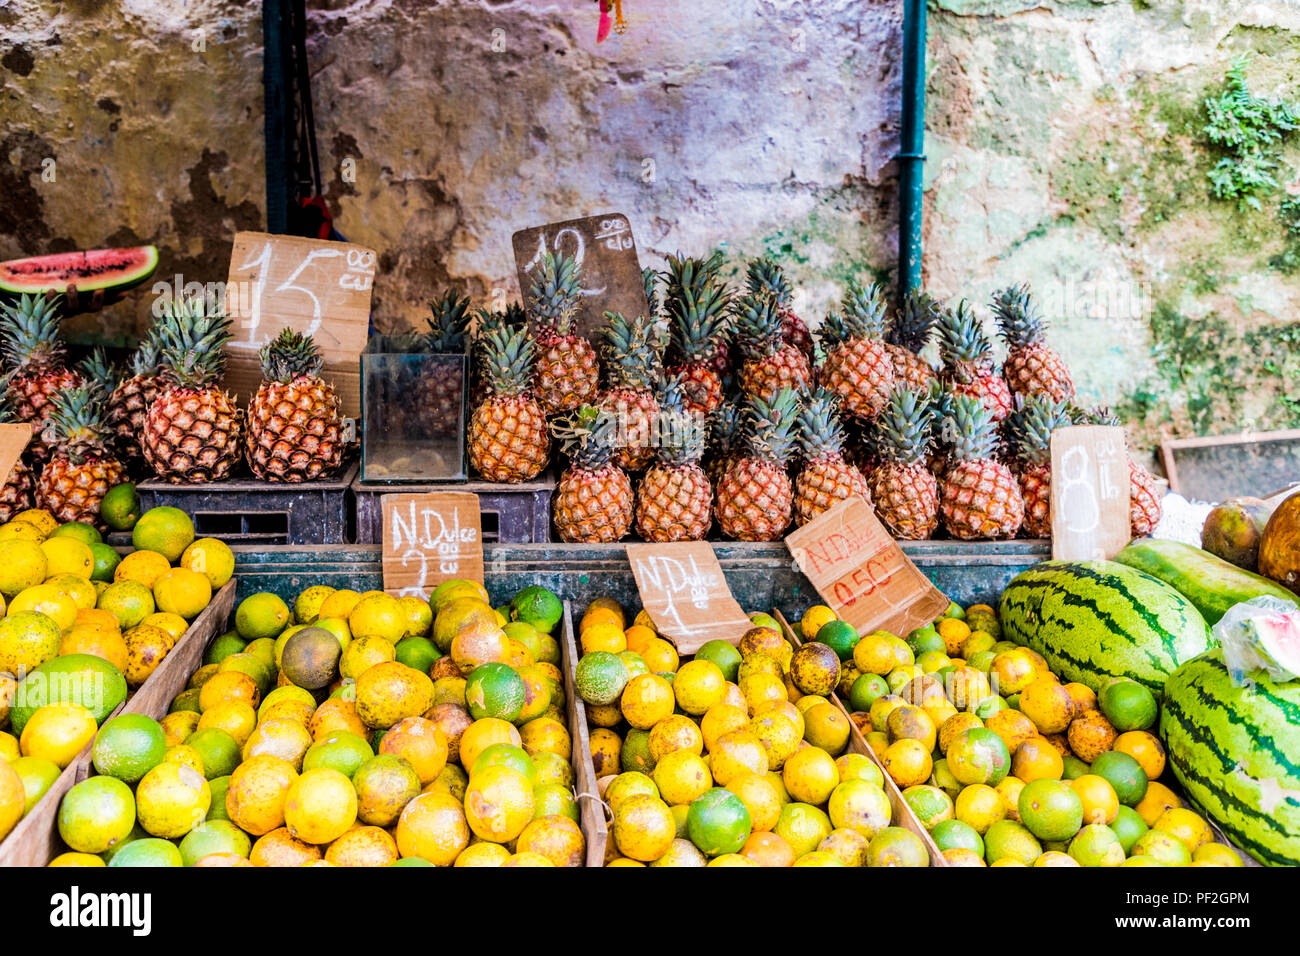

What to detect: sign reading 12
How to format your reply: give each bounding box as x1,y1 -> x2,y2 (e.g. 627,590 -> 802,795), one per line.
520,226 -> 609,298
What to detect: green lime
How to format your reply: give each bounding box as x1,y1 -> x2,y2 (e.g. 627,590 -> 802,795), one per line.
903,784 -> 954,830
509,586 -> 562,634
748,612 -> 780,632
1069,823 -> 1125,866
1131,829 -> 1191,866
463,662 -> 526,721
574,651 -> 630,706
1018,779 -> 1083,841
907,625 -> 946,656
942,602 -> 966,619
967,650 -> 997,673
93,714 -> 167,783
929,758 -> 962,798
234,592 -> 291,641
303,732 -> 374,778
864,827 -> 928,867
184,727 -> 242,779
974,695 -> 1008,719
390,857 -> 433,867
99,823 -> 148,864
1061,755 -> 1091,780
620,728 -> 655,774
694,640 -> 742,683
1110,805 -> 1148,854
931,818 -> 984,856
100,483 -> 142,532
131,506 -> 195,562
203,630 -> 247,667
395,635 -> 441,674
10,756 -> 61,814
532,783 -> 579,822
503,622 -> 560,667
206,776 -> 232,822
686,787 -> 752,857
848,673 -> 889,712
1098,679 -> 1158,732
817,620 -> 860,662
178,820 -> 251,866
1091,750 -> 1148,806
471,743 -> 536,785
58,777 -> 137,854
51,521 -> 102,545
109,837 -> 183,867
983,819 -> 1042,865
170,689 -> 202,714
88,542 -> 121,582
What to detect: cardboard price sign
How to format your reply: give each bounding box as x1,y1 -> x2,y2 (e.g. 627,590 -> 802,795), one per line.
223,231 -> 376,417
785,497 -> 950,637
625,542 -> 753,653
1050,425 -> 1131,561
381,492 -> 483,597
0,423 -> 32,489
512,213 -> 650,341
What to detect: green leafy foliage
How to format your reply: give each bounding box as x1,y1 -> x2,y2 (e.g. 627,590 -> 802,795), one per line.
1202,54 -> 1297,210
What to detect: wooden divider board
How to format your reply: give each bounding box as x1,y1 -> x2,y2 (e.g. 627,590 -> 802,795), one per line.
560,601 -> 610,867
625,542 -> 753,654
0,423 -> 31,488
775,610 -> 948,867
1050,425 -> 1130,561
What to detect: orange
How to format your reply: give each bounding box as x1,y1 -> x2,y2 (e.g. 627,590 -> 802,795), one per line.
885,704 -> 937,751
939,713 -> 984,755
141,612 -> 189,643
1066,709 -> 1119,763
802,703 -> 851,755
1154,807 -> 1211,850
782,746 -> 840,805
647,714 -> 703,762
242,719 -> 313,770
284,767 -> 358,844
748,711 -> 801,771
727,771 -> 782,832
991,649 -> 1039,695
1070,773 -> 1120,825
580,621 -> 627,655
454,842 -> 512,867
308,698 -> 368,741
197,701 -> 258,748
1018,679 -> 1075,734
152,567 -> 212,620
740,830 -> 795,867
199,671 -> 260,713
516,815 -> 584,867
623,624 -> 656,656
852,631 -> 913,676
114,550 -> 172,589
673,660 -> 726,715
1010,736 -> 1063,782
936,618 -> 970,656
611,793 -> 675,863
955,783 -> 1006,835
59,627 -> 129,672
995,776 -> 1026,822
325,826 -> 399,867
160,711 -> 200,748
881,738 -> 932,788
249,827 -> 321,866
589,727 -> 622,778
700,703 -> 749,752
738,672 -> 786,715
620,674 -> 675,730
20,703 -> 97,768
708,730 -> 768,786
1064,682 -> 1098,715
580,605 -> 623,632
639,637 -> 679,674
1113,730 -> 1166,780
124,624 -> 175,687
379,717 -> 448,785
652,750 -> 712,805
395,792 -> 471,864
458,717 -> 521,769
518,716 -> 570,759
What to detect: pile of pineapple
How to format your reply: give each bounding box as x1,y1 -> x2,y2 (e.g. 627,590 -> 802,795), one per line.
452,252 -> 1162,544
0,292 -> 347,528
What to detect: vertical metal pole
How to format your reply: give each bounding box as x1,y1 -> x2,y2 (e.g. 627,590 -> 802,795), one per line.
263,0 -> 289,234
898,0 -> 927,295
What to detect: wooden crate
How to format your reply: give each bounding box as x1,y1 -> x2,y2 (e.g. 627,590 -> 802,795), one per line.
776,611 -> 947,867
560,601 -> 610,867
0,581 -> 236,867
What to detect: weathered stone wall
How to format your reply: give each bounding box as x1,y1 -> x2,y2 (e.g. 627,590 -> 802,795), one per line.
3,0 -> 1299,455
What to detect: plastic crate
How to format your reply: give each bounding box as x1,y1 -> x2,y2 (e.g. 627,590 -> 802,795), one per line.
136,463 -> 357,545
351,472 -> 555,544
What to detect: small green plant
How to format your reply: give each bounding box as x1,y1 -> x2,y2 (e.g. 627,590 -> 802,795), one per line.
1203,54 -> 1297,210
1280,195 -> 1300,237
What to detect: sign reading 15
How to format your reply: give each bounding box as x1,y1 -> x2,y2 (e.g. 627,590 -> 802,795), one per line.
521,227 -> 609,298
237,242 -> 376,345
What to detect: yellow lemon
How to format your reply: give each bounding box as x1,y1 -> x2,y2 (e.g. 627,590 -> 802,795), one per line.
178,537 -> 235,588
141,612 -> 190,644
9,584 -> 78,633
0,539 -> 48,597
13,509 -> 57,536
153,567 -> 213,619
44,573 -> 98,611
39,537 -> 94,579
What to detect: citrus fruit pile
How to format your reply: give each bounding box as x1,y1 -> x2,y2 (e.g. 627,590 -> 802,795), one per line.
0,505 -> 231,846
801,600 -> 1244,868
42,579 -> 582,867
573,598 -> 926,867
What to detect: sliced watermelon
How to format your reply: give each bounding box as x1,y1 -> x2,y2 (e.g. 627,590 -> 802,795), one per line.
0,245 -> 159,295
1252,610 -> 1300,678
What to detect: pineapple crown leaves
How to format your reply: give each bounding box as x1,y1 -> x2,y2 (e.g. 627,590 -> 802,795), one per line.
0,292 -> 67,373
528,251 -> 582,336
744,257 -> 793,307
797,387 -> 850,461
477,320 -> 536,397
652,376 -> 707,466
937,300 -> 996,371
154,294 -> 233,389
742,386 -> 801,463
889,289 -> 942,352
1071,403 -> 1121,427
839,279 -> 889,342
602,311 -> 662,392
551,403 -> 620,471
990,284 -> 1048,348
46,382 -> 113,460
666,281 -> 730,362
77,347 -> 119,393
259,328 -> 325,383
127,327 -> 164,378
0,370 -> 21,423
943,392 -> 1000,463
1005,392 -> 1073,467
642,267 -> 660,319
426,289 -> 472,353
661,250 -> 726,301
706,399 -> 745,459
733,292 -> 786,361
874,387 -> 935,467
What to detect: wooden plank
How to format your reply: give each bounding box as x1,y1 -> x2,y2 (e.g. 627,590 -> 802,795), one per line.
560,600 -> 609,867
0,702 -> 125,868
775,610 -> 948,867
122,580 -> 238,720
1161,428 -> 1300,501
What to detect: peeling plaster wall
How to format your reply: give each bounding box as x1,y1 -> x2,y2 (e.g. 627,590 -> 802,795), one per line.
3,0 -> 1299,455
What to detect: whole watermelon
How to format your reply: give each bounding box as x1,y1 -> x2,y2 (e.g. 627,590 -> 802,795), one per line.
998,560 -> 1212,693
1161,649 -> 1300,866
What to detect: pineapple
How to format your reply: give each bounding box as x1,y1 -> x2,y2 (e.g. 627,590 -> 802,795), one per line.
142,295 -> 244,484
665,280 -> 730,415
818,279 -> 895,421
745,257 -> 814,360
663,251 -> 730,381
0,292 -> 81,466
642,267 -> 661,320
940,394 -> 1024,540
938,300 -> 1014,423
1074,405 -> 1163,535
107,329 -> 163,471
0,375 -> 35,521
735,292 -> 812,402
246,329 -> 344,482
705,399 -> 745,488
468,318 -> 550,483
529,252 -> 599,415
37,382 -> 125,527
715,388 -> 800,541
888,289 -> 941,390
551,405 -> 633,543
992,284 -> 1075,401
794,387 -> 871,526
420,289 -> 472,438
1005,393 -> 1073,538
869,388 -> 940,540
600,311 -> 661,472
636,380 -> 712,542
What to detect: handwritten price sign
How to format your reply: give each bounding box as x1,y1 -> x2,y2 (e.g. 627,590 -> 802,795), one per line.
381,492 -> 484,597
512,213 -> 650,341
1050,425 -> 1132,561
625,542 -> 753,653
785,497 -> 950,637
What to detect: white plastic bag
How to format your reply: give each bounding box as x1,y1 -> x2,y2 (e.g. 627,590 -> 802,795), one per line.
1213,596 -> 1300,686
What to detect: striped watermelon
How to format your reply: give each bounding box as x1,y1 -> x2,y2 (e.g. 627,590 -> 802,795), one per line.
998,560 -> 1213,693
1161,649 -> 1300,866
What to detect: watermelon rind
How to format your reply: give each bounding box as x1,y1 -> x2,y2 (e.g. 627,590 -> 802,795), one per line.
0,245 -> 159,295
1161,649 -> 1300,866
998,560 -> 1213,693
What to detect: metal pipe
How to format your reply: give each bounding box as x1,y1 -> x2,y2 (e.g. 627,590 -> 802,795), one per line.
898,0 -> 927,295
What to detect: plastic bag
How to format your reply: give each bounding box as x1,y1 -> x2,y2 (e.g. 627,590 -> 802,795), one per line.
1213,596 -> 1300,686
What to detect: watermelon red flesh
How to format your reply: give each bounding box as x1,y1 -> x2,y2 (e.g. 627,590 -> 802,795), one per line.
0,245 -> 159,294
1255,612 -> 1300,677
